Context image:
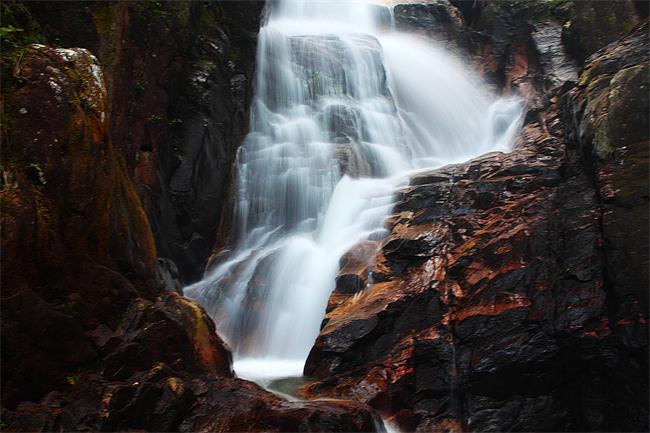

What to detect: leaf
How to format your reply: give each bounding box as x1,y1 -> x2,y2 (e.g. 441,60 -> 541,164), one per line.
0,25 -> 24,38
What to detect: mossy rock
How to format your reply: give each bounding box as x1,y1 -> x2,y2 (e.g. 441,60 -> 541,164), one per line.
562,0 -> 640,61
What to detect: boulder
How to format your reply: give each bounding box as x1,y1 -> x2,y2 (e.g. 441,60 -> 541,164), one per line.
2,44 -> 157,407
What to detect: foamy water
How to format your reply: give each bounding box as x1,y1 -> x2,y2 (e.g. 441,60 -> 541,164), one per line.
185,0 -> 523,388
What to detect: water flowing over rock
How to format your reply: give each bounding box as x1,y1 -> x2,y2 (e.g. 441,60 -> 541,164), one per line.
1,1 -> 647,432
185,0 -> 524,381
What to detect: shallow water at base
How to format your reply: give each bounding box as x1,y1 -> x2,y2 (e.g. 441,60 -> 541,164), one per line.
233,358 -> 305,384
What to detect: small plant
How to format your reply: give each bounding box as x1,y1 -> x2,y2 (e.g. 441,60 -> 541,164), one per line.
66,372 -> 81,386
227,48 -> 241,64
28,162 -> 46,185
0,25 -> 23,38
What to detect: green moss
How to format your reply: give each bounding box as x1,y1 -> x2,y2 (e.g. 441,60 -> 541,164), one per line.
227,47 -> 241,64
65,372 -> 81,385
131,1 -> 171,23
27,162 -> 46,185
607,13 -> 617,27
1,1 -> 45,94
593,120 -> 614,160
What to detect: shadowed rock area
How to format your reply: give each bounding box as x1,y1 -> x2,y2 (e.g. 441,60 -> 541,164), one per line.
14,0 -> 266,284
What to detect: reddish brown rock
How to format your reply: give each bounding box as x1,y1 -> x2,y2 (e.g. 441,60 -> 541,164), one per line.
564,20 -> 649,317
1,42 -> 382,433
302,20 -> 649,433
18,1 -> 265,283
182,378 -> 382,433
2,44 -> 157,408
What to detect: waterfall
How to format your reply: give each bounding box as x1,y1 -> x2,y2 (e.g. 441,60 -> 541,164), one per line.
184,0 -> 523,383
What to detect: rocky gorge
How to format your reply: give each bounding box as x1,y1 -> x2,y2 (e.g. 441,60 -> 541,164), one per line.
1,1 -> 648,432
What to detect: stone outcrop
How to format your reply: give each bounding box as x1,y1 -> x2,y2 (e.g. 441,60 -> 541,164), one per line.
562,0 -> 641,61
564,20 -> 649,346
19,1 -> 265,283
2,44 -> 158,408
302,6 -> 648,433
0,41 -> 381,433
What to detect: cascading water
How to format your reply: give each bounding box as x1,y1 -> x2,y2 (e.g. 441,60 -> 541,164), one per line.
185,0 -> 523,384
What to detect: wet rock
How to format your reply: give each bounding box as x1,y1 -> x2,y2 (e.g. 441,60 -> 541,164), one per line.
19,1 -> 266,283
336,274 -> 364,294
1,39 -> 386,433
562,0 -> 641,61
394,1 -> 468,51
324,103 -> 362,143
181,378 -> 382,433
303,39 -> 648,429
289,33 -> 390,103
334,142 -> 370,178
153,2 -> 265,283
1,44 -> 156,408
157,257 -> 183,293
563,20 -> 649,350
102,292 -> 233,380
532,21 -> 579,88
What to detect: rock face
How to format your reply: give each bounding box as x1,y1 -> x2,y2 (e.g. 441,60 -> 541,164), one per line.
20,1 -> 265,283
1,40 -> 381,433
564,20 -> 649,348
302,7 -> 648,433
562,0 -> 640,61
394,1 -> 468,51
2,44 -> 158,408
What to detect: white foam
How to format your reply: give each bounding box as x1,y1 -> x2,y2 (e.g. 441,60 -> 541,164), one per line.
185,0 -> 523,378
234,358 -> 305,383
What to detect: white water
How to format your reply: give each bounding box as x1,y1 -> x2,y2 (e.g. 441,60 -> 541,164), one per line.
185,0 -> 523,382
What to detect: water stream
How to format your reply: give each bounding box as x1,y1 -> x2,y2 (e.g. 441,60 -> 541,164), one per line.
185,0 -> 523,387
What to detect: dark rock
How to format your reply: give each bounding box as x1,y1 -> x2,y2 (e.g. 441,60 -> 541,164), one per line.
564,21 -> 649,313
1,44 -> 156,408
394,1 -> 468,51
1,38 -> 384,433
531,20 -> 579,88
101,292 -> 233,380
18,1 -> 265,283
156,257 -> 183,293
302,23 -> 649,427
336,274 -> 364,294
562,0 -> 641,61
181,378 -> 382,433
